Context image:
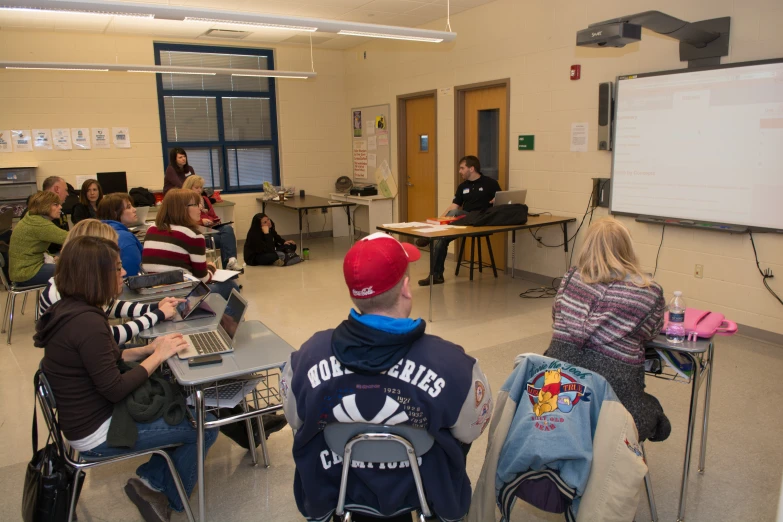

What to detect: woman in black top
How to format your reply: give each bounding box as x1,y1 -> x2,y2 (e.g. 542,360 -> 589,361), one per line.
71,179 -> 103,224
244,213 -> 298,266
163,147 -> 195,195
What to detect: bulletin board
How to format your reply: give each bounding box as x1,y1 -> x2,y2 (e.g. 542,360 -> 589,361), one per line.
351,104 -> 396,197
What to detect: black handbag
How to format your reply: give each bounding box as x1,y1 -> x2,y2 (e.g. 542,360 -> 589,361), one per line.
23,374 -> 84,522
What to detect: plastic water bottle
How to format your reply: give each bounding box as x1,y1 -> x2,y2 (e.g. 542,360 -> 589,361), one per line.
666,291 -> 686,343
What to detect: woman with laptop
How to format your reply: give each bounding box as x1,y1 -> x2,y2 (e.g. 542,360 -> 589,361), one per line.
36,235 -> 218,522
182,175 -> 239,270
142,189 -> 239,301
38,219 -> 183,346
71,178 -> 104,224
98,193 -> 145,277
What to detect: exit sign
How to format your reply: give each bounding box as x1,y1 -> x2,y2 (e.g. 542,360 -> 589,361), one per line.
518,135 -> 535,151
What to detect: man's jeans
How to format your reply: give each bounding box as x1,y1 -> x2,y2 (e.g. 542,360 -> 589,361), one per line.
211,225 -> 238,266
80,413 -> 219,512
429,209 -> 467,276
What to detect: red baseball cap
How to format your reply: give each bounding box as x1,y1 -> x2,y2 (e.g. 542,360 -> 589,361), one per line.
344,232 -> 421,299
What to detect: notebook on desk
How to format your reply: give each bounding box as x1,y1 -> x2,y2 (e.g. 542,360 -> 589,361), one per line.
177,289 -> 248,359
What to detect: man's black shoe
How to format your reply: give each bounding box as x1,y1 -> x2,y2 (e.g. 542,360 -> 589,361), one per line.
418,274 -> 444,286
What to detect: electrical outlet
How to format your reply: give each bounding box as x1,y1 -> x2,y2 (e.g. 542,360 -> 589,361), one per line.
694,264 -> 703,279
321,208 -> 328,214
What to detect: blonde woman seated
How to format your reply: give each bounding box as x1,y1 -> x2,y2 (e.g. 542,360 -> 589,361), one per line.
182,175 -> 238,269
142,189 -> 239,301
545,218 -> 670,442
38,219 -> 183,346
8,191 -> 68,286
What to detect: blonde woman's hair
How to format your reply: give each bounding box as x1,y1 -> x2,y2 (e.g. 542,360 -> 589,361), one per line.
182,175 -> 204,191
64,218 -> 118,247
576,218 -> 651,287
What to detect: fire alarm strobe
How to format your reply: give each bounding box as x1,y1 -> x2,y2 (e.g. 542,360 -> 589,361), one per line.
570,64 -> 581,80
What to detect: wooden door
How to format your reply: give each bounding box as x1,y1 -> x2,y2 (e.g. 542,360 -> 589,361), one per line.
405,96 -> 436,224
462,85 -> 508,269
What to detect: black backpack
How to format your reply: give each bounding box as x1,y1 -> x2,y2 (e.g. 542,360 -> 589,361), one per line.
61,183 -> 80,215
459,203 -> 529,227
129,187 -> 156,207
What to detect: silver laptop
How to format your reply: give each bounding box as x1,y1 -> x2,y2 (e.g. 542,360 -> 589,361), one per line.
130,206 -> 150,226
177,289 -> 248,359
493,190 -> 527,206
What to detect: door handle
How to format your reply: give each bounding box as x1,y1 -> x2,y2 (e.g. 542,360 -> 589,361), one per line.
407,182 -> 414,187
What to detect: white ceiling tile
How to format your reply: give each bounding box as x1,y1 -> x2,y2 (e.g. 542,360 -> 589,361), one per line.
232,1 -> 308,15
53,13 -> 112,32
339,10 -> 400,24
307,0 -> 374,8
294,5 -> 356,19
388,13 -> 436,28
317,34 -> 371,49
406,3 -> 466,19
357,0 -> 430,15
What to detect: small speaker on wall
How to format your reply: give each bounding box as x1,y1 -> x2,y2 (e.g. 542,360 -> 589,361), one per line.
598,82 -> 613,151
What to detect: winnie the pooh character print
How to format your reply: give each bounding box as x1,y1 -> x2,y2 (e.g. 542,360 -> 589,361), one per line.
526,366 -> 590,418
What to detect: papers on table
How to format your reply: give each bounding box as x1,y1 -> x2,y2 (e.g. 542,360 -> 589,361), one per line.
382,222 -> 431,228
415,225 -> 452,233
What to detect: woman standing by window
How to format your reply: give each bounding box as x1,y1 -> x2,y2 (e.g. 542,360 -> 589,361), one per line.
71,178 -> 104,224
163,148 -> 195,195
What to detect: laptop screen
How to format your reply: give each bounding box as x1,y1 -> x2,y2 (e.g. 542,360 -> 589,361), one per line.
219,292 -> 246,340
177,281 -> 210,319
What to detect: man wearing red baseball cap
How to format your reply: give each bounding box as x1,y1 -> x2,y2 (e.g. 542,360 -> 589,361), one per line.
281,233 -> 491,522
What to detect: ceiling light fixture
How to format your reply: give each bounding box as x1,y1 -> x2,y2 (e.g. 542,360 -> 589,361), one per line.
184,17 -> 317,32
1,5 -> 152,18
0,0 -> 456,42
1,61 -> 316,79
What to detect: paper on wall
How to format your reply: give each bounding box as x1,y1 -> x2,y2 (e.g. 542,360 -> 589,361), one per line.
71,128 -> 91,150
368,136 -> 377,151
365,120 -> 375,136
33,129 -> 53,150
75,175 -> 93,189
92,128 -> 110,149
53,128 -> 72,150
12,130 -> 33,152
570,122 -> 588,152
368,153 -> 377,169
353,140 -> 368,180
112,127 -> 131,148
378,134 -> 389,147
374,159 -> 397,198
0,131 -> 12,153
353,110 -> 362,137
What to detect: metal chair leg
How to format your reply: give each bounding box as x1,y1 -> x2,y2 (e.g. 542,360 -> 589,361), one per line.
34,290 -> 41,321
241,398 -> 259,466
1,291 -> 11,333
67,470 -> 83,522
642,443 -> 658,522
21,292 -> 28,315
7,292 -> 17,344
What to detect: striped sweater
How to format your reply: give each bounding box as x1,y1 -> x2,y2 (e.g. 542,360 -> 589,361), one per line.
38,277 -> 165,346
550,268 -> 665,364
141,224 -> 211,283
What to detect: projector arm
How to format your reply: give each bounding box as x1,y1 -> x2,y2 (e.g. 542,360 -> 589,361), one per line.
589,11 -> 719,48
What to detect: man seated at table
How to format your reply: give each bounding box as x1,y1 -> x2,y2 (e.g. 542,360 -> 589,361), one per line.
418,155 -> 500,286
281,233 -> 492,522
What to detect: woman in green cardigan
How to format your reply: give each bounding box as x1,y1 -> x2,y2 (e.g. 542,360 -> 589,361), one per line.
9,191 -> 68,286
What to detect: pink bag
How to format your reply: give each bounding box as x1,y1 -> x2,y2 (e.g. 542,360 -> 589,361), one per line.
662,308 -> 737,340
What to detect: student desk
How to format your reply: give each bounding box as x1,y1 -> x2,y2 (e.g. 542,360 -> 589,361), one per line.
142,294 -> 294,522
645,335 -> 715,522
377,215 -> 576,321
258,195 -> 356,253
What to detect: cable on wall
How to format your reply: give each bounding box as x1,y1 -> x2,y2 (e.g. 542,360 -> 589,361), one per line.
652,225 -> 666,278
749,231 -> 783,307
446,0 -> 452,32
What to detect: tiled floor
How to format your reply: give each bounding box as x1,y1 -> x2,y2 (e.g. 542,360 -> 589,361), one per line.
1,236 -> 781,521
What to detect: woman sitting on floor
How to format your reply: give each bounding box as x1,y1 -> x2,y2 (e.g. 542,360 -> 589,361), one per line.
142,189 -> 239,300
98,193 -> 144,277
244,213 -> 301,267
35,235 -> 218,522
544,217 -> 671,442
8,191 -> 68,286
182,175 -> 239,269
71,178 -> 103,224
38,219 -> 183,346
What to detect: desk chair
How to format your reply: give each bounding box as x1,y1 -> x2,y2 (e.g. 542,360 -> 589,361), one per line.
0,253 -> 47,344
455,236 -> 498,281
324,423 -> 434,522
34,368 -> 196,522
205,235 -> 222,269
641,443 -> 658,522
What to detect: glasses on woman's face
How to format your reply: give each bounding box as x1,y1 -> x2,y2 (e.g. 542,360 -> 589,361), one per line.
187,203 -> 200,208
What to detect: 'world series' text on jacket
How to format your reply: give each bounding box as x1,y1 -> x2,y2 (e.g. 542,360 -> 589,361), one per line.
281,311 -> 492,522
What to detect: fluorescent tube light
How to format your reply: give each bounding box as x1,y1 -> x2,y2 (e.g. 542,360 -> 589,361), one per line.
127,70 -> 217,75
232,74 -> 310,79
184,17 -> 317,32
6,66 -> 109,71
337,30 -> 443,43
1,6 -> 152,18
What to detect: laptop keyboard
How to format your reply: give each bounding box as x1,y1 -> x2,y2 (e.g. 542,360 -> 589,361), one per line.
190,331 -> 227,354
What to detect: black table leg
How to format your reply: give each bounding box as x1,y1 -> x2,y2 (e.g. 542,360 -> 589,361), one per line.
478,237 -> 483,273
486,236 -> 498,278
562,223 -> 569,252
455,238 -> 466,276
299,210 -> 304,254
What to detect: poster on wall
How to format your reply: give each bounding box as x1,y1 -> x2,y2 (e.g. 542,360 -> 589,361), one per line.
53,128 -> 72,150
0,131 -> 13,153
12,130 -> 33,152
92,127 -> 110,149
112,127 -> 131,148
570,122 -> 588,152
353,140 -> 368,180
71,128 -> 91,150
33,129 -> 53,150
353,111 -> 362,137
365,120 -> 375,136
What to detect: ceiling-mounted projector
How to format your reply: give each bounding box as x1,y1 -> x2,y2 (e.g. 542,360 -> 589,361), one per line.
576,22 -> 642,48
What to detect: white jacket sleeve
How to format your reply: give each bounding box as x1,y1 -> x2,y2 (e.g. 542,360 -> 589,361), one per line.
450,360 -> 492,444
280,352 -> 303,432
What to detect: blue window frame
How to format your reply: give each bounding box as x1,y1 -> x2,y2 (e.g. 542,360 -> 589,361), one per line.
154,43 -> 280,193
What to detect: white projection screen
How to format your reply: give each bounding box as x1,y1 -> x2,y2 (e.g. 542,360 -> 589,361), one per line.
610,58 -> 783,231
